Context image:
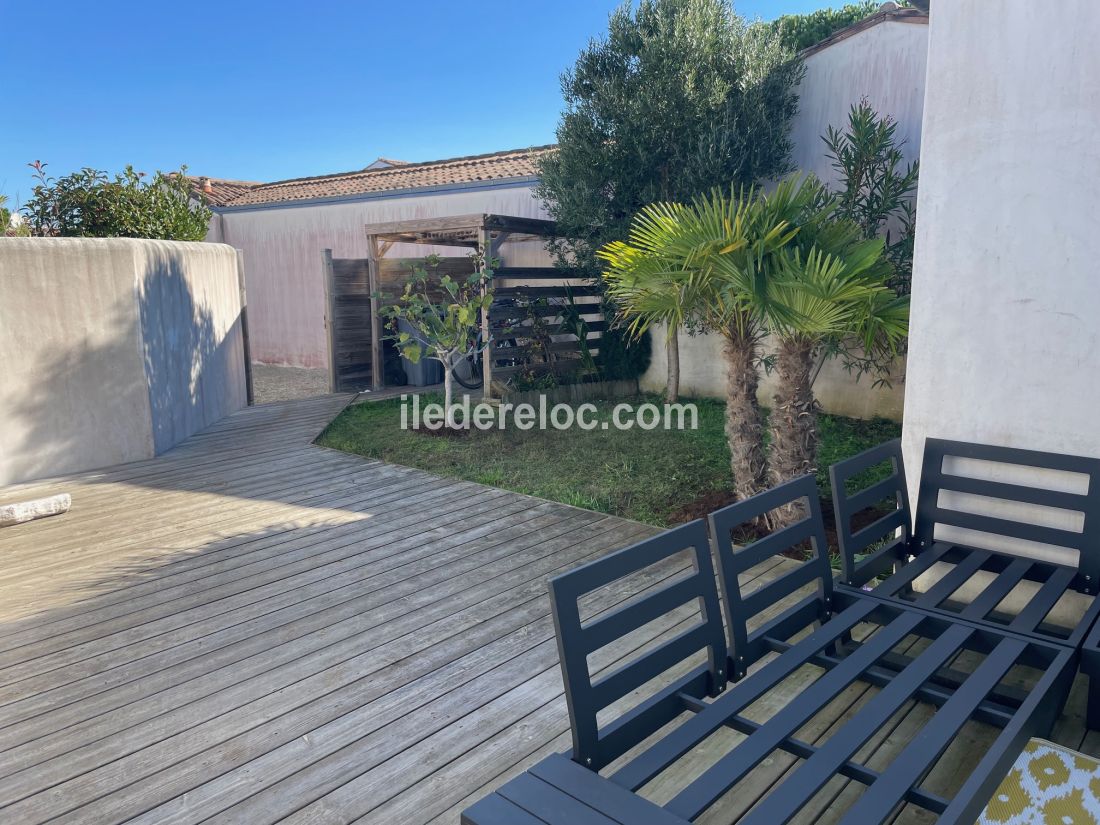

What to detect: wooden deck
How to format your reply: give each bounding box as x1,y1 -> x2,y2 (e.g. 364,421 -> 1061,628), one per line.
0,395 -> 1094,824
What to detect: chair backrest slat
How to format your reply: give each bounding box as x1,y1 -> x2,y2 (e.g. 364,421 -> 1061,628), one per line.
708,475 -> 832,676
829,438 -> 911,586
548,520 -> 727,770
915,438 -> 1100,593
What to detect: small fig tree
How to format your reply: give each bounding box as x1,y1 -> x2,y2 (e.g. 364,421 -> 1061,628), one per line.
381,254 -> 495,428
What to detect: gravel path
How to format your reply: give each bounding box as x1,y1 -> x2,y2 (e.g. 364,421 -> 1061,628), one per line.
251,364 -> 331,405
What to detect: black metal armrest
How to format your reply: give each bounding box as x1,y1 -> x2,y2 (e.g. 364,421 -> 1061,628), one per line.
828,438 -> 912,587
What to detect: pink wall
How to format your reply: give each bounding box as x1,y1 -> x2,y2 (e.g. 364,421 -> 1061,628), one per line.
216,183 -> 551,367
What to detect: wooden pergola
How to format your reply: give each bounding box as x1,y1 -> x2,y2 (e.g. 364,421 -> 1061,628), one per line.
357,213 -> 561,398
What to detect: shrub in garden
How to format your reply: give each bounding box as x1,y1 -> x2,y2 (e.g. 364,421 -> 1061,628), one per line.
21,161 -> 211,241
823,99 -> 919,295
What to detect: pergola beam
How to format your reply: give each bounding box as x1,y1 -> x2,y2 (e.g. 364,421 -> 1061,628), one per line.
364,214 -> 558,252
366,235 -> 384,391
361,213 -> 563,398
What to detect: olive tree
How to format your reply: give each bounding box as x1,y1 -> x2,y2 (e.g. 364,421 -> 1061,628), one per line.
537,0 -> 803,401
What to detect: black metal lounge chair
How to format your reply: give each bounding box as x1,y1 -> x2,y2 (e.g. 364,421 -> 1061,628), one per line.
831,437 -> 1100,729
1081,617 -> 1100,728
462,475 -> 1076,825
830,437 -> 1100,648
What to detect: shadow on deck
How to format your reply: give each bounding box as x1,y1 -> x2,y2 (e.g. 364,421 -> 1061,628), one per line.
0,396 -> 1093,824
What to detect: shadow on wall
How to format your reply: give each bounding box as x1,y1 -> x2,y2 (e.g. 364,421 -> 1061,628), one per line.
4,292 -> 151,484
2,240 -> 244,485
138,245 -> 227,455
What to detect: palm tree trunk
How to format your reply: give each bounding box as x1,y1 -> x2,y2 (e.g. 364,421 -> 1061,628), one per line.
666,325 -> 680,403
769,335 -> 819,526
722,328 -> 767,502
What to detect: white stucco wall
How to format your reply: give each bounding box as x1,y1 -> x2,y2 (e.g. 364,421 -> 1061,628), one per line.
136,240 -> 249,453
216,182 -> 551,368
0,238 -> 247,485
790,17 -> 926,186
639,17 -> 926,420
901,0 -> 1100,566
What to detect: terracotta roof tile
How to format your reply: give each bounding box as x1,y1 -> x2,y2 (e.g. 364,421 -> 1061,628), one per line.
185,177 -> 262,207
220,145 -> 553,208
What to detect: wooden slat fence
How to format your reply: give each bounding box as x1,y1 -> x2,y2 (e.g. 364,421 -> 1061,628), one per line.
491,267 -> 603,383
324,254 -> 604,391
325,255 -> 374,392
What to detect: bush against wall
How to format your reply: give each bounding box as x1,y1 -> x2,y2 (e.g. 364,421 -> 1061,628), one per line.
823,100 -> 918,295
768,1 -> 883,53
0,195 -> 30,237
22,162 -> 212,241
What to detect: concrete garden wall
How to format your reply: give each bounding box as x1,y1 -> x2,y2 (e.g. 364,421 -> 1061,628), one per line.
640,323 -> 905,421
902,0 -> 1100,567
0,238 -> 248,484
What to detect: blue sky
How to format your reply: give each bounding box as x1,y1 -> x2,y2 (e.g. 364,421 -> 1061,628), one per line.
1,0 -> 828,206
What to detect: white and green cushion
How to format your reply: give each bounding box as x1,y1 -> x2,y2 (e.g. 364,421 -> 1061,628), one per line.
979,739 -> 1100,825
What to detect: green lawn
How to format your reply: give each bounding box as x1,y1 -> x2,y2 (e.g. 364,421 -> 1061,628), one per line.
317,394 -> 900,527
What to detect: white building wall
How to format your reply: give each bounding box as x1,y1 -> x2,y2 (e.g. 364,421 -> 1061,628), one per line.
217,182 -> 550,368
789,17 -> 926,186
640,17 -> 927,420
902,0 -> 1100,566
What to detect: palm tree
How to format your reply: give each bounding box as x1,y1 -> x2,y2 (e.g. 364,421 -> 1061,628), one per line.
600,182 -> 802,502
764,227 -> 909,523
601,175 -> 905,513
596,207 -> 691,404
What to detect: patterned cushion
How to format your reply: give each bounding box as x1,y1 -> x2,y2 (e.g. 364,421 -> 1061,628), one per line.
979,739 -> 1100,824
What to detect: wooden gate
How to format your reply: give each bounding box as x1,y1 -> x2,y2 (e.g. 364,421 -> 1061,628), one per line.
323,251 -> 473,393
323,251 -> 374,393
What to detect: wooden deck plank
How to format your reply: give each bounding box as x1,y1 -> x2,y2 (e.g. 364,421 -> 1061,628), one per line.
0,477 -> 504,661
0,491 -> 556,701
0,395 -> 1095,825
0,474 -> 501,650
0,447 -> 381,552
0,457 -> 397,583
0,465 -> 438,625
0,446 -> 366,534
0,495 -> 556,751
12,525 -> 655,823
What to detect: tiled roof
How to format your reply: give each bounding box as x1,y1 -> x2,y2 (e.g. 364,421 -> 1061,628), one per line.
220,145 -> 553,208
366,157 -> 411,169
186,177 -> 262,207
